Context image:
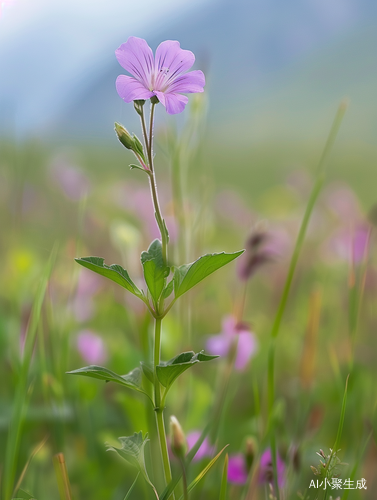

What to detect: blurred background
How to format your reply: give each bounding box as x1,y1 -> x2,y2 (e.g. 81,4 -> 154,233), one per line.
1,0 -> 376,498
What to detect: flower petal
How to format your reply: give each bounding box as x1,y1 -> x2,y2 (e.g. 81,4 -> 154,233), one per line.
116,75 -> 154,102
164,93 -> 189,114
235,332 -> 257,370
153,90 -> 166,107
167,70 -> 205,94
155,40 -> 195,77
115,36 -> 154,88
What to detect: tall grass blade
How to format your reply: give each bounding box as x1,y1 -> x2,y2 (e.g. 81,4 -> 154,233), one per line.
219,453 -> 228,500
12,435 -> 49,497
3,247 -> 56,500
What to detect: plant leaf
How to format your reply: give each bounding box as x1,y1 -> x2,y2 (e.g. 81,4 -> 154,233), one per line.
66,365 -> 150,399
157,351 -> 218,392
140,362 -> 154,384
162,279 -> 174,299
75,257 -> 143,298
141,239 -> 169,303
107,432 -> 158,499
173,251 -> 244,299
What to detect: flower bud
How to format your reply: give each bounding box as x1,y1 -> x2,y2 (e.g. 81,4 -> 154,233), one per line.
114,122 -> 135,150
170,416 -> 187,459
133,99 -> 146,116
114,122 -> 146,164
244,436 -> 257,470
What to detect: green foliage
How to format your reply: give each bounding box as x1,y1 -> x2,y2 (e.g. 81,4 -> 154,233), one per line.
157,351 -> 218,393
173,251 -> 244,299
75,256 -> 144,299
66,365 -> 151,401
107,432 -> 158,498
219,454 -> 228,500
141,239 -> 170,304
179,445 -> 229,499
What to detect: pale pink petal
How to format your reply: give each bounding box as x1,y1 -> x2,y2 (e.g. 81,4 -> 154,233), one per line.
154,90 -> 166,107
206,333 -> 231,357
186,431 -> 215,461
235,332 -> 258,370
115,36 -> 154,87
116,75 -> 154,102
164,93 -> 188,114
155,40 -> 195,76
167,70 -> 205,94
222,316 -> 237,337
77,330 -> 107,365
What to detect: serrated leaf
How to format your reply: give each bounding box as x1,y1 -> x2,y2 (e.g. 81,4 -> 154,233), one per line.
173,251 -> 244,299
107,432 -> 158,499
75,257 -> 143,298
141,239 -> 169,303
66,365 -> 149,398
157,351 -> 218,392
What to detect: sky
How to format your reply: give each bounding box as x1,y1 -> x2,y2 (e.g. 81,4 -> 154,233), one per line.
0,0 -> 212,135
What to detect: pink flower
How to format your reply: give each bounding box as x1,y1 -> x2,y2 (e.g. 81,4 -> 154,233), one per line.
206,316 -> 258,371
77,330 -> 107,365
259,449 -> 285,487
186,431 -> 215,461
115,36 -> 205,114
227,454 -> 248,484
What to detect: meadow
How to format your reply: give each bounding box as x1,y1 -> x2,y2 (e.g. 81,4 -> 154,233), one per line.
0,94 -> 376,500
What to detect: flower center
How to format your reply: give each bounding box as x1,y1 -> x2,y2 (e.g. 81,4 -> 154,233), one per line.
152,66 -> 171,92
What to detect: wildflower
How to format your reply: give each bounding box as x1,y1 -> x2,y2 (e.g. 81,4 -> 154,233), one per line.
206,316 -> 257,370
227,454 -> 248,484
77,330 -> 107,365
259,449 -> 285,487
186,431 -> 215,461
115,36 -> 205,114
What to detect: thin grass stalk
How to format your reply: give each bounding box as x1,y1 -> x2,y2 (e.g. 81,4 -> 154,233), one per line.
53,453 -> 73,500
265,103 -> 347,500
3,248 -> 56,500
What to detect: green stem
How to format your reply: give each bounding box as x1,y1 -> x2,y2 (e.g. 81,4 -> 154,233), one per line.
154,315 -> 174,499
179,457 -> 189,500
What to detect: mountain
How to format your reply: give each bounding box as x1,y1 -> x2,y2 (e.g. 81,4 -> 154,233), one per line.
1,0 -> 377,140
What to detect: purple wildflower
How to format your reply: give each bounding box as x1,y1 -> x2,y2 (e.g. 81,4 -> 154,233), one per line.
259,449 -> 285,487
77,330 -> 107,365
323,224 -> 370,264
206,316 -> 258,371
186,431 -> 215,461
115,36 -> 205,114
227,454 -> 248,484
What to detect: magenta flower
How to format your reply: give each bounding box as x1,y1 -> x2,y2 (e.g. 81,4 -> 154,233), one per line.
115,36 -> 205,114
77,330 -> 107,365
259,449 -> 285,487
227,454 -> 248,484
186,431 -> 215,461
206,316 -> 258,371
